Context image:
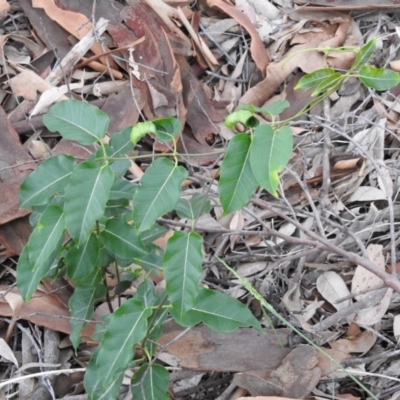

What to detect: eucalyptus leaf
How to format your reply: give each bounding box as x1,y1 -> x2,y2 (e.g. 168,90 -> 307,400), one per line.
19,154 -> 75,209
163,231 -> 203,321
65,161 -> 114,246
219,134 -> 258,215
133,158 -> 187,233
43,100 -> 109,145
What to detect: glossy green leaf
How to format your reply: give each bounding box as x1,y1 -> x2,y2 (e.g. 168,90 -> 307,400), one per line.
90,299 -> 152,392
109,126 -> 134,157
17,235 -> 63,301
175,193 -> 211,220
225,109 -> 258,129
65,161 -> 114,246
163,231 -> 203,320
84,348 -> 124,400
136,250 -> 163,274
27,205 -> 65,270
312,72 -> 343,96
131,364 -> 169,400
109,178 -> 136,200
358,65 -> 400,90
244,100 -> 290,117
69,269 -> 106,349
153,117 -> 181,142
66,233 -> 100,281
180,287 -> 262,332
140,224 -> 167,245
100,219 -> 147,259
295,68 -> 337,90
135,280 -> 156,308
133,158 -> 188,233
43,100 -> 109,145
19,155 -> 75,208
110,160 -> 130,177
219,134 -> 258,215
353,38 -> 376,68
250,125 -> 293,197
260,99 -> 290,117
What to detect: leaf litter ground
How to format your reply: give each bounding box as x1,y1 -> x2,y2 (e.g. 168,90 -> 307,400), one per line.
1,0 -> 400,399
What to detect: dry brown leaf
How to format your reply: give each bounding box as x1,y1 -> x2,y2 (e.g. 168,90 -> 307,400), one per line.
8,69 -> 53,101
32,0 -> 117,69
329,330 -> 376,354
316,348 -> 350,376
0,0 -> 10,20
351,244 -> 385,300
316,271 -> 352,311
241,12 -> 352,106
0,287 -> 95,338
206,0 -> 270,76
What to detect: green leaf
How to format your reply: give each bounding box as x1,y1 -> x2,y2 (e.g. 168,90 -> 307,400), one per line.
19,155 -> 75,208
109,178 -> 136,200
358,65 -> 400,90
84,348 -> 124,400
153,117 -> 182,142
259,99 -> 290,117
311,72 -> 343,96
175,193 -> 211,220
135,280 -> 156,308
131,364 -> 169,400
219,134 -> 258,215
243,100 -> 290,117
225,109 -> 258,130
43,100 -> 109,145
27,205 -> 65,270
65,161 -> 114,246
109,126 -> 134,157
136,249 -> 163,274
250,125 -> 293,197
295,68 -> 337,90
140,224 -> 167,245
91,299 -> 152,392
69,269 -> 106,349
180,287 -> 262,332
163,231 -> 203,320
133,158 -> 188,233
66,233 -> 100,281
100,219 -> 147,259
110,160 -> 130,177
17,235 -> 63,301
353,38 -> 376,68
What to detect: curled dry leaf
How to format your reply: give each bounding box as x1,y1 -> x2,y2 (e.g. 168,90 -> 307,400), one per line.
329,330 -> 376,354
351,244 -> 385,300
206,0 -> 270,76
316,271 -> 352,311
